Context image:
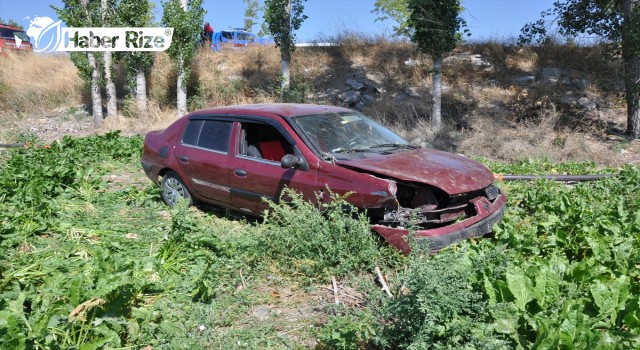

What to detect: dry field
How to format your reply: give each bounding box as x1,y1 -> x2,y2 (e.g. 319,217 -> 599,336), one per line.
0,36 -> 637,166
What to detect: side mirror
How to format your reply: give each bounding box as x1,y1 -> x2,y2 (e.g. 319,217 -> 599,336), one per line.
280,154 -> 299,169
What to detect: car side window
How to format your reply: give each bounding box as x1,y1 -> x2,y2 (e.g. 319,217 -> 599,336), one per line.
198,120 -> 232,152
182,119 -> 232,153
182,120 -> 203,146
238,122 -> 293,162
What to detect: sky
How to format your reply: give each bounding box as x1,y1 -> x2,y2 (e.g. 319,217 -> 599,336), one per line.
0,0 -> 558,43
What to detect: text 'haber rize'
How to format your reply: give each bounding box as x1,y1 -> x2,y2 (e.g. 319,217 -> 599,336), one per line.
68,31 -> 166,49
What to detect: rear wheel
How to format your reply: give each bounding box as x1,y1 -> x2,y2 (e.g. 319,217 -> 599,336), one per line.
161,171 -> 192,206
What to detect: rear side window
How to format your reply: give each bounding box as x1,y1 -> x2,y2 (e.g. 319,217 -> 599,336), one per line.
182,119 -> 232,153
182,120 -> 203,145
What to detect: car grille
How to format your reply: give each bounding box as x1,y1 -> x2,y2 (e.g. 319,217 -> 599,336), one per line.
484,184 -> 500,201
448,184 -> 500,207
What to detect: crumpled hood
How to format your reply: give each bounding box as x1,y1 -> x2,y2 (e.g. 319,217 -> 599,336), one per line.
337,148 -> 494,195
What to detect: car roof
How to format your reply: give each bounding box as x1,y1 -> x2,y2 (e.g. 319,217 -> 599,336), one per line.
187,103 -> 354,119
0,24 -> 25,30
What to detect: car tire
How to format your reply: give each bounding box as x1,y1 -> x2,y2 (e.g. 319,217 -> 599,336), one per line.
161,171 -> 192,207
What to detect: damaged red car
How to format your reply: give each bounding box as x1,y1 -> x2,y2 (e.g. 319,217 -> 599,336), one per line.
141,104 -> 506,254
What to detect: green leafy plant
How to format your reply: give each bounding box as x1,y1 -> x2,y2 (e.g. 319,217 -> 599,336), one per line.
377,245 -> 508,349
260,188 -> 382,278
316,311 -> 377,350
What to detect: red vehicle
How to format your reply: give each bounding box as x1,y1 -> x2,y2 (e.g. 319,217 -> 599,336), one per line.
0,24 -> 32,54
141,104 -> 506,253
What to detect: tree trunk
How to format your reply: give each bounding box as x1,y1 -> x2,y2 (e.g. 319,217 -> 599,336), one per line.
104,51 -> 117,119
176,0 -> 188,118
88,52 -> 103,126
177,56 -> 188,118
280,0 -> 292,96
281,50 -> 291,97
623,0 -> 640,138
431,53 -> 443,131
626,57 -> 640,139
102,0 -> 117,119
136,68 -> 147,117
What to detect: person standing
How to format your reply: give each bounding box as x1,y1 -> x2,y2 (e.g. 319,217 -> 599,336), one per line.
203,22 -> 214,46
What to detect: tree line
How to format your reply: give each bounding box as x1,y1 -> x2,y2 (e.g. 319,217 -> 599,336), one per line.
45,0 -> 639,139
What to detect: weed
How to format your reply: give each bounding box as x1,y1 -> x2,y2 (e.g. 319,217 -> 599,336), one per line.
260,188 -> 382,279
316,310 -> 377,350
376,245 -> 509,349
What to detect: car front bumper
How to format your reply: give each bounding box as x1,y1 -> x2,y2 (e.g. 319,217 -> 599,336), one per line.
372,193 -> 507,254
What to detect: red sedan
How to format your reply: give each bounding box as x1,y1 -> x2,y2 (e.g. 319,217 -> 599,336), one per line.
141,104 -> 506,254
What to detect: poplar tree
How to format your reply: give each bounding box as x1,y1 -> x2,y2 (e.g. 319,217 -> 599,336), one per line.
407,0 -> 467,131
118,0 -> 154,116
53,0 -> 104,125
263,0 -> 307,96
101,0 -> 117,119
162,0 -> 205,117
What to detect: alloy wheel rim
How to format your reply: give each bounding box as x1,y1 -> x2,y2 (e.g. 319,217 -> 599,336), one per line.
163,177 -> 185,205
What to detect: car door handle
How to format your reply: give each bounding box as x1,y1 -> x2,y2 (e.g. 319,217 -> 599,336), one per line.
234,169 -> 247,177
178,155 -> 189,163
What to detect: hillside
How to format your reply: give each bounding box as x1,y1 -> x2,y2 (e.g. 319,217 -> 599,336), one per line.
0,37 -> 637,165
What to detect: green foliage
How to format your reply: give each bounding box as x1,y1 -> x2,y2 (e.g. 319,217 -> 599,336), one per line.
278,78 -> 314,103
242,0 -> 260,32
407,0 -> 468,57
263,0 -> 307,54
2,130 -> 640,348
0,131 -> 142,238
52,0 -> 103,84
117,0 -> 155,91
377,246 -> 508,349
519,0 -> 626,46
161,0 -> 205,77
316,310 -> 377,350
484,157 -> 607,175
0,18 -> 24,29
260,188 -> 382,278
372,0 -> 411,37
481,165 -> 640,348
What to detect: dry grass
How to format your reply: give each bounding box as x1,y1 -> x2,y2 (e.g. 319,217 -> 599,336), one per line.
0,52 -> 82,118
0,34 -> 632,165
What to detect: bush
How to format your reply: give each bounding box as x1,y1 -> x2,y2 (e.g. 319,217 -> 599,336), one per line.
377,245 -> 508,350
260,188 -> 382,279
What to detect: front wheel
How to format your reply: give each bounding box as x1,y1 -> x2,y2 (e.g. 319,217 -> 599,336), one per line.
161,171 -> 192,207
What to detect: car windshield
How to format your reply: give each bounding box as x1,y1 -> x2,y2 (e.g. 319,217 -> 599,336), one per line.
0,28 -> 29,41
291,112 -> 411,154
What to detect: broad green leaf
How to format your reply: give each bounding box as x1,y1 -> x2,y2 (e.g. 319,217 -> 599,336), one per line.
532,319 -> 558,350
558,308 -> 581,345
623,297 -> 640,330
591,280 -> 614,315
591,276 -> 630,323
484,274 -> 497,306
506,266 -> 533,311
532,267 -> 550,308
492,317 -> 518,335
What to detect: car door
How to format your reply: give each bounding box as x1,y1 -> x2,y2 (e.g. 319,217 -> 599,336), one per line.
227,120 -> 320,214
174,119 -> 233,205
